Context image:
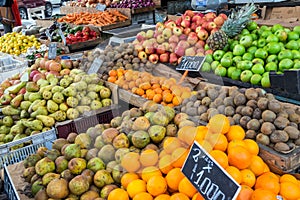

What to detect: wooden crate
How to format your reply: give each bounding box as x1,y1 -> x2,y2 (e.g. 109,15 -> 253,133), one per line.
259,144 -> 300,174
35,19 -> 56,28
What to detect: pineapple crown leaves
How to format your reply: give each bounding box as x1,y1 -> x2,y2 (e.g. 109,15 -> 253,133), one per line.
221,3 -> 258,38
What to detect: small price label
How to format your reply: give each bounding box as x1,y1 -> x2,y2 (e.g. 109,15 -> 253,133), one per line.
88,58 -> 103,74
181,141 -> 241,200
176,56 -> 206,72
48,43 -> 57,60
58,28 -> 67,46
96,3 -> 106,11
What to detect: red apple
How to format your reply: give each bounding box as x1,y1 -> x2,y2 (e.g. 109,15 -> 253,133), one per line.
149,54 -> 159,64
183,15 -> 191,22
60,69 -> 71,76
184,10 -> 195,18
136,32 -> 146,42
156,44 -> 166,54
196,48 -> 205,54
169,42 -> 178,52
187,32 -> 198,45
204,12 -> 217,20
49,62 -> 61,72
165,20 -> 176,29
183,27 -> 192,35
179,34 -> 188,41
205,49 -> 214,55
48,71 -> 60,76
159,53 -> 169,63
185,47 -> 196,56
195,40 -> 205,49
219,13 -> 228,20
178,40 -> 190,49
138,51 -> 147,60
173,26 -> 183,36
207,22 -> 217,31
214,16 -> 225,27
175,17 -> 182,26
169,53 -> 178,65
39,58 -> 47,70
45,60 -> 54,71
169,35 -> 179,44
33,73 -> 46,82
174,45 -> 186,57
61,59 -> 73,69
18,87 -> 26,95
135,43 -> 144,52
145,45 -> 156,54
210,28 -> 219,34
190,23 -> 197,31
162,42 -> 170,52
196,18 -> 206,26
181,19 -> 190,28
177,56 -> 183,65
29,70 -> 40,81
197,29 -> 209,40
192,15 -> 201,23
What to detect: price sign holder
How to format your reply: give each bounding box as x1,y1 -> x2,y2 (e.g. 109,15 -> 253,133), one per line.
181,141 -> 241,200
58,29 -> 67,46
48,43 -> 57,60
45,29 -> 52,42
96,3 -> 106,11
88,58 -> 103,74
177,56 -> 206,84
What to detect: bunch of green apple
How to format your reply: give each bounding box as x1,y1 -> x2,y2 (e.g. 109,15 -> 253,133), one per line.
201,21 -> 300,88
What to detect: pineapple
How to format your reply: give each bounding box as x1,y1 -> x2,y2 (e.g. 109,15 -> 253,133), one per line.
207,3 -> 257,51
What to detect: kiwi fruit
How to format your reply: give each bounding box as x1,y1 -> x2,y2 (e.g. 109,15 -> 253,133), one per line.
295,138 -> 300,146
207,108 -> 219,120
197,106 -> 208,116
260,122 -> 275,135
256,133 -> 270,146
268,100 -> 282,113
270,130 -> 289,143
241,106 -> 253,117
246,119 -> 261,131
186,102 -> 194,109
245,130 -> 257,139
277,111 -> 288,119
214,98 -> 224,107
246,100 -> 257,109
193,100 -> 201,108
274,116 -> 290,129
289,113 -> 300,123
252,108 -> 262,119
202,97 -> 211,106
228,117 -> 235,126
224,106 -> 235,116
207,89 -> 219,101
186,107 -> 198,116
245,88 -> 258,100
288,122 -> 298,128
200,113 -> 208,122
274,142 -> 290,152
261,110 -> 276,122
197,90 -> 206,100
240,116 -> 251,129
234,93 -> 246,106
217,105 -> 226,115
232,114 -> 242,125
209,102 -> 217,109
257,97 -> 268,110
218,92 -> 227,100
224,97 -> 234,107
284,126 -> 300,139
266,93 -> 275,100
236,106 -> 245,115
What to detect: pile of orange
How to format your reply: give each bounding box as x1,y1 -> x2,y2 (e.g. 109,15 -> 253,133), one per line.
108,68 -> 192,107
108,114 -> 300,200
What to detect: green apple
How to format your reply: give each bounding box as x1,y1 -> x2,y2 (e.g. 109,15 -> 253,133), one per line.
250,74 -> 262,85
220,57 -> 233,68
285,40 -> 299,50
260,25 -> 271,31
271,24 -> 284,33
239,35 -> 253,48
284,28 -> 291,33
242,52 -> 254,61
288,31 -> 300,41
261,30 -> 273,39
251,33 -> 258,41
292,50 -> 300,60
247,46 -> 257,55
201,62 -> 212,72
266,34 -> 279,43
223,44 -> 230,52
255,48 -> 268,60
214,66 -> 227,77
251,63 -> 265,75
279,58 -> 294,72
205,54 -> 214,64
265,62 -> 277,72
247,21 -> 258,31
237,60 -> 253,70
261,75 -> 271,88
252,58 -> 265,65
229,41 -> 239,51
211,61 -> 220,71
204,44 -> 210,51
263,72 -> 270,77
213,50 -> 225,61
252,40 -> 258,46
266,42 -> 281,55
293,60 -> 300,69
257,38 -> 266,48
293,25 -> 300,34
240,70 -> 253,83
275,30 -> 288,42
232,56 -> 242,66
266,55 -> 278,64
231,69 -> 242,80
233,44 -> 246,56
223,52 -> 234,59
297,39 -> 300,48
278,49 -> 293,60
241,29 -> 250,35
227,67 -> 236,78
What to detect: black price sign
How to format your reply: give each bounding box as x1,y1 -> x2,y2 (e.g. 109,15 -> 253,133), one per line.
96,3 -> 106,11
181,141 -> 241,200
88,58 -> 103,74
48,43 -> 57,60
176,56 -> 206,71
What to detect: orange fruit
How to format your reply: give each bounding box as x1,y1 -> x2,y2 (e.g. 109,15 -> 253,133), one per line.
121,152 -> 141,173
152,83 -> 160,89
127,179 -> 147,198
170,193 -> 190,200
163,137 -> 182,154
195,126 -> 208,142
263,163 -> 270,173
146,89 -> 156,100
154,87 -> 163,94
198,140 -> 213,153
237,185 -> 253,200
240,169 -> 256,188
108,76 -> 117,83
165,168 -> 185,191
178,177 -> 197,198
207,114 -> 230,134
109,69 -> 117,77
136,88 -> 145,96
177,126 -> 197,146
108,188 -> 129,200
171,147 -> 189,168
121,173 -> 140,189
153,94 -> 163,103
227,140 -> 247,152
140,149 -> 159,167
211,133 -> 228,152
133,192 -> 153,200
250,188 -> 277,200
140,82 -> 152,90
248,155 -> 265,177
159,150 -> 168,158
172,96 -> 182,106
159,154 -> 174,174
225,166 -> 242,184
163,93 -> 174,103
255,172 -> 280,194
210,150 -> 229,169
280,174 -> 298,184
279,181 -> 300,200
154,194 -> 171,200
228,146 -> 252,170
192,193 -> 205,200
226,125 -> 245,141
141,166 -> 162,182
243,139 -> 259,155
147,175 -> 168,197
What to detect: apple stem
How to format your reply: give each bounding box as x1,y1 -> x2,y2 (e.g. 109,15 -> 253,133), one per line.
179,70 -> 188,85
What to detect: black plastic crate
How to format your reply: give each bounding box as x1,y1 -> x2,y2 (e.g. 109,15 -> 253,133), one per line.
270,71 -> 285,91
284,70 -> 300,94
55,105 -> 119,139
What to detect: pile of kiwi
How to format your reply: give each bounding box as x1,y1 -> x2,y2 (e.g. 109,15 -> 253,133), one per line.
179,84 -> 300,153
80,43 -> 156,80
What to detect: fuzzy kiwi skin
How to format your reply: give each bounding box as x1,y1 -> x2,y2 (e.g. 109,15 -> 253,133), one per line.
267,99 -> 282,113
260,122 -> 275,135
274,116 -> 290,129
270,130 -> 289,143
234,93 -> 247,106
240,116 -> 251,129
274,142 -> 290,152
261,110 -> 276,122
257,98 -> 268,110
225,106 -> 235,116
241,106 -> 253,117
246,119 -> 261,131
245,88 -> 259,100
224,97 -> 234,107
245,130 -> 257,139
284,126 -> 300,140
256,133 -> 270,146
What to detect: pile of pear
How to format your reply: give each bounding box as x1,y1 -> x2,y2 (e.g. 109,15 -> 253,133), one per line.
22,101 -> 196,199
0,69 -> 113,145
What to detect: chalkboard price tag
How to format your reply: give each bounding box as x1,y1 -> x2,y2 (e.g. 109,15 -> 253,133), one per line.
176,56 -> 206,71
88,58 -> 103,74
96,3 -> 106,11
181,141 -> 241,200
48,43 -> 57,60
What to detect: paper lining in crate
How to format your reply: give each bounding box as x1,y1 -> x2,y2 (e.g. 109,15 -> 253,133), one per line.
0,53 -> 28,82
0,128 -> 57,169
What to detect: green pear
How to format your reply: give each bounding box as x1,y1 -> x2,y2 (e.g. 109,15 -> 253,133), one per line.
66,108 -> 80,120
29,92 -> 42,102
2,105 -> 20,116
10,94 -> 24,108
36,79 -> 49,87
49,110 -> 67,122
3,116 -> 14,127
26,82 -> 40,92
36,115 -> 55,127
51,86 -> 64,93
47,100 -> 59,113
52,92 -> 65,104
62,86 -> 77,97
29,100 -> 46,113
20,101 -> 32,111
90,100 -> 102,110
30,106 -> 48,118
66,97 -> 79,108
59,103 -> 69,112
76,106 -> 91,114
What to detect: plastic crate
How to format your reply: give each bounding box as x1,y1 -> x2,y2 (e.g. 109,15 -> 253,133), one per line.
55,105 -> 120,138
132,11 -> 155,24
0,128 -> 57,169
3,165 -> 20,200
